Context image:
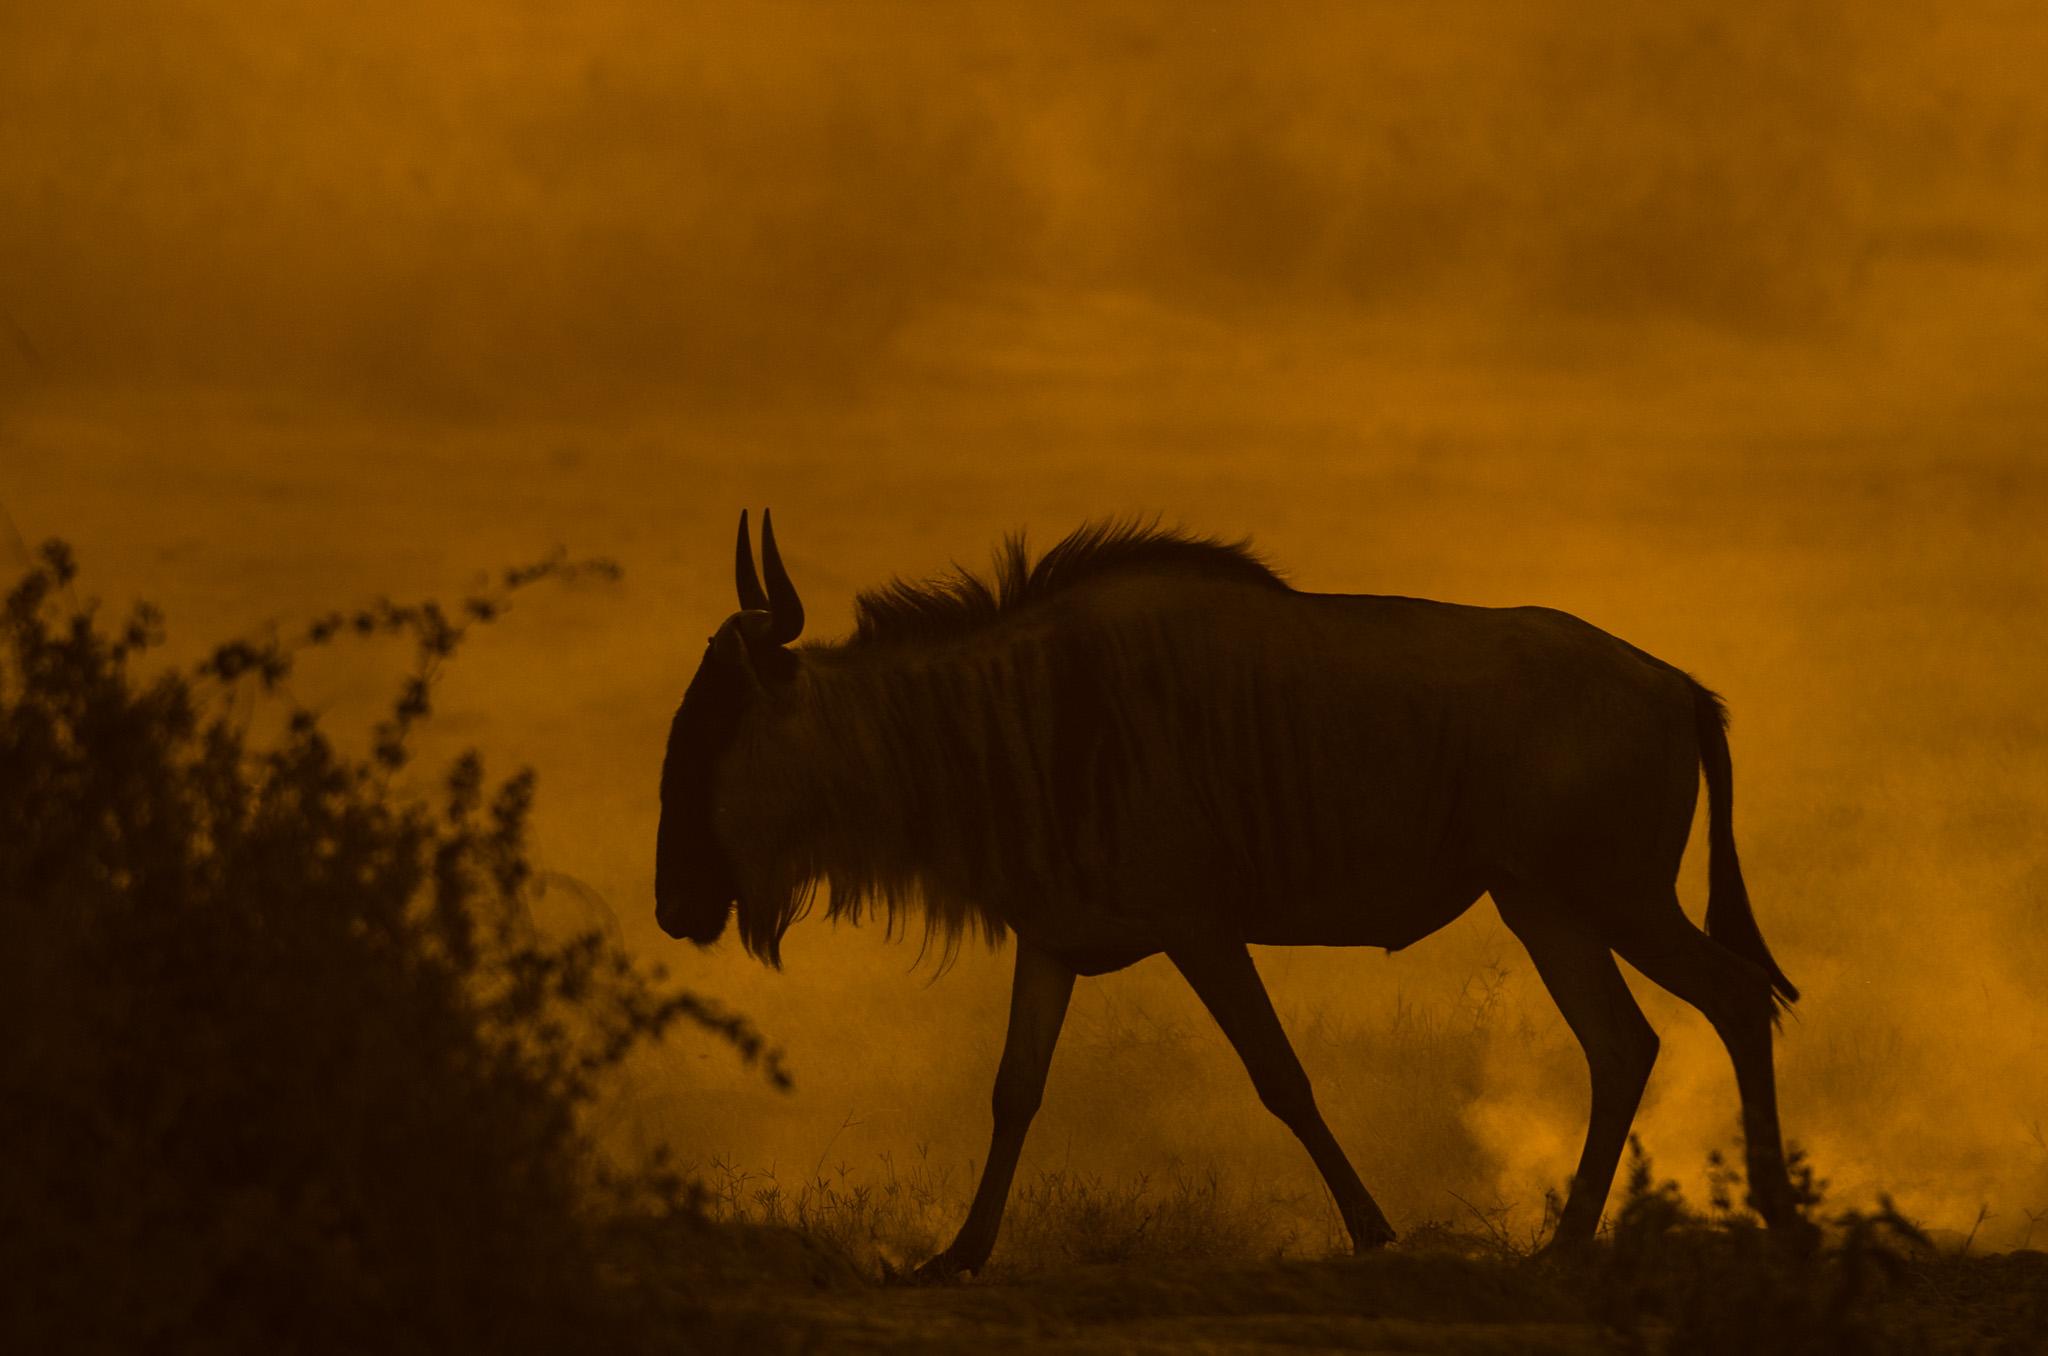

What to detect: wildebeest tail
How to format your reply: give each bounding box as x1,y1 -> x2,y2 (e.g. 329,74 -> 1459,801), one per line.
1691,679 -> 1799,1009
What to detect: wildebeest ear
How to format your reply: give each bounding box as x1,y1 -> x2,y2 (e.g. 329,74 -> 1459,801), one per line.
710,610 -> 775,684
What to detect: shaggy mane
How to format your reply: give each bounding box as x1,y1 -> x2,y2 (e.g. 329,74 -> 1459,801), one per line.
726,519 -> 1306,968
847,518 -> 1287,649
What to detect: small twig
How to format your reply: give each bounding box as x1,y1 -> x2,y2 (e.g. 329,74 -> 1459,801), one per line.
811,1109 -> 866,1183
1447,1188 -> 1516,1253
0,499 -> 35,578
1961,1203 -> 1991,1256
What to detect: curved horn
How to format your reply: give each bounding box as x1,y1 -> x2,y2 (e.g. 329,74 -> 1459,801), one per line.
760,508 -> 805,644
735,510 -> 768,613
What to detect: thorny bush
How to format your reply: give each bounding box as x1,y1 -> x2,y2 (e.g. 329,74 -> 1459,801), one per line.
0,541 -> 782,1354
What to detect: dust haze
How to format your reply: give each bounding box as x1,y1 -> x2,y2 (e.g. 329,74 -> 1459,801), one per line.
5,1 -> 2045,1250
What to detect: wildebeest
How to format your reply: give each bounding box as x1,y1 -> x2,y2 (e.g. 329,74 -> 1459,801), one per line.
656,511 -> 1803,1274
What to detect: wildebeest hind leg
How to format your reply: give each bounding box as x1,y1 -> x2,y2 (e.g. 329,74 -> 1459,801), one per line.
1494,888 -> 1659,1246
1167,935 -> 1397,1249
1611,895 -> 1800,1231
916,942 -> 1075,1279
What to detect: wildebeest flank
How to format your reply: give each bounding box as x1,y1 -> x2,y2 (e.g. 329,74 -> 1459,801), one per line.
655,513 -> 1803,1275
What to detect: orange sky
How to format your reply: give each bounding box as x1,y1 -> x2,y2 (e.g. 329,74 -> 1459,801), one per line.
5,0 -> 2045,1250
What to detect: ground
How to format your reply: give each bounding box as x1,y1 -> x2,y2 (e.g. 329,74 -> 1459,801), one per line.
627,1217 -> 2048,1354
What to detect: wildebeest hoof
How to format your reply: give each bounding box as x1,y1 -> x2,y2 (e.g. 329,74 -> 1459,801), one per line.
908,1251 -> 974,1284
1768,1214 -> 1824,1257
1533,1232 -> 1596,1264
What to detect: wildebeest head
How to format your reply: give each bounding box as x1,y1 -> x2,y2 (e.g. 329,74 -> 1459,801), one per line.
654,509 -> 804,944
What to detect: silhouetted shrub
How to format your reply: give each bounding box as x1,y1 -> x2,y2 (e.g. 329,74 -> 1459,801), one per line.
0,542 -> 780,1354
1587,1138 -> 1945,1355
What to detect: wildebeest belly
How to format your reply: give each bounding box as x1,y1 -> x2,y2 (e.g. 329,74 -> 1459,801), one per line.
1049,943 -> 1162,976
1237,876 -> 1489,952
1016,871 -> 1487,972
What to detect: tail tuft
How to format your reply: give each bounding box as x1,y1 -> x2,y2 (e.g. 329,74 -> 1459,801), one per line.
1691,680 -> 1799,1010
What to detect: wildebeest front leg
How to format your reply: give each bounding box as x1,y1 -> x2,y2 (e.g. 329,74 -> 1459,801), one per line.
915,941 -> 1075,1280
1168,937 -> 1397,1249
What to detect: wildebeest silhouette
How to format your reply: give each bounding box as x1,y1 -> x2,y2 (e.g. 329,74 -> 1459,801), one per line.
656,511 -> 1802,1274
